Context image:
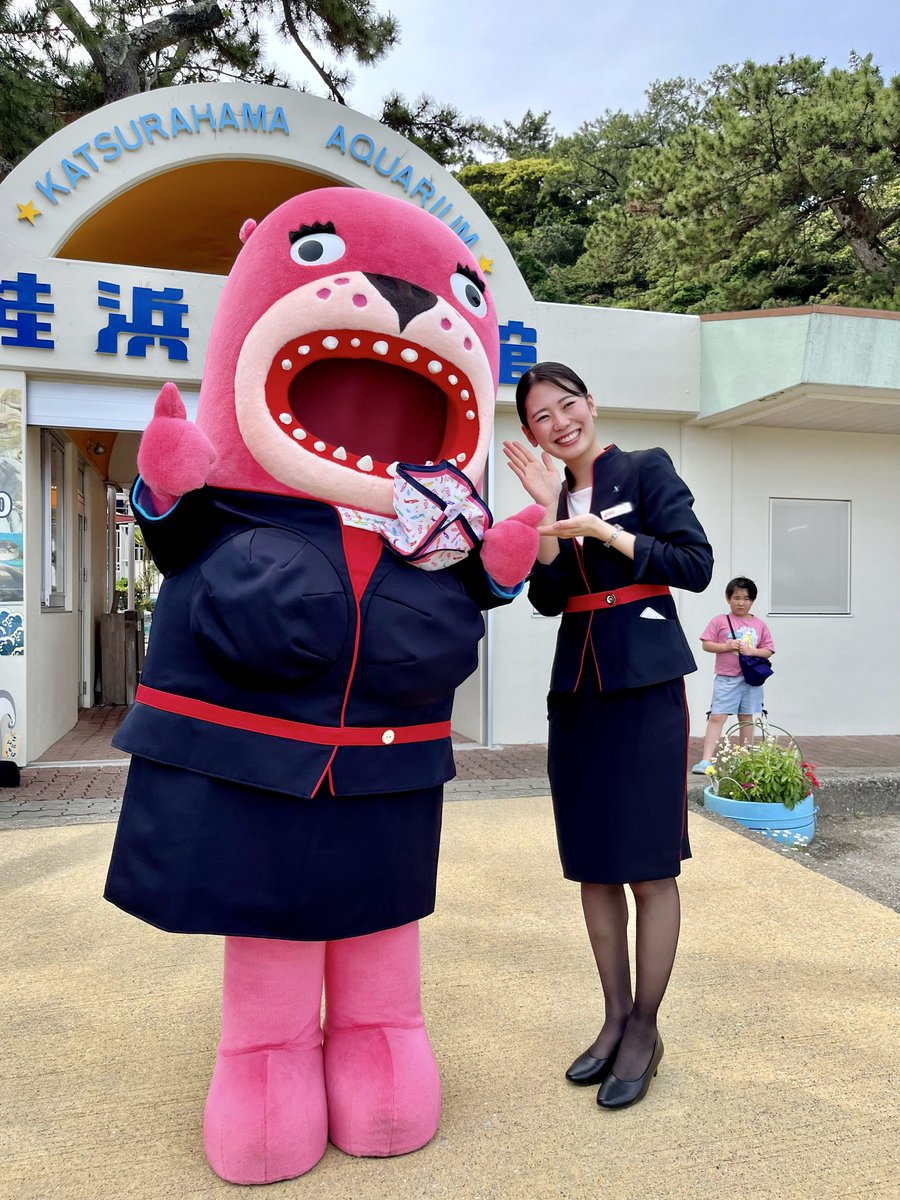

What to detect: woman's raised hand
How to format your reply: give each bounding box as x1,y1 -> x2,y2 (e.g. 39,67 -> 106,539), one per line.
502,440 -> 562,508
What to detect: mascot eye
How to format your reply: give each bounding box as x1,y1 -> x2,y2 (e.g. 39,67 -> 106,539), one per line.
450,270 -> 488,318
290,232 -> 346,266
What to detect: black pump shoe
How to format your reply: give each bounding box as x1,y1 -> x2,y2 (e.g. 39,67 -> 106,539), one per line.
597,1037 -> 664,1109
565,1040 -> 622,1086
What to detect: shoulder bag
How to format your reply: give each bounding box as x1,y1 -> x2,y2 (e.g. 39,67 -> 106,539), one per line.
727,615 -> 774,686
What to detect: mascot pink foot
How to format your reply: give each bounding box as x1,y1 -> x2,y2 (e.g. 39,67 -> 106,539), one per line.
104,186 -> 540,1184
204,924 -> 437,1183
324,922 -> 440,1157
204,938 -> 328,1185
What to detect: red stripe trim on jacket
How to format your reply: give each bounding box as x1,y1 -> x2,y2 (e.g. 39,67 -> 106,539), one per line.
320,521 -> 384,792
570,524 -> 594,691
134,684 -> 451,747
564,584 -> 671,614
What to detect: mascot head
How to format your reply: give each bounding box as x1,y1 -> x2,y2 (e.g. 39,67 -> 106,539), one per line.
196,187 -> 499,516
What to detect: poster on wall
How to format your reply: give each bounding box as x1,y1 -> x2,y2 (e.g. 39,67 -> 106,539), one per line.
0,383 -> 24,767
0,385 -> 24,607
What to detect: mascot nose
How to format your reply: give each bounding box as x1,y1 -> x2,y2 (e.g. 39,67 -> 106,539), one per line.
364,273 -> 438,332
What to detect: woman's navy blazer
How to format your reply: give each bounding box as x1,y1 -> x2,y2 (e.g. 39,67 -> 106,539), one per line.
528,446 -> 713,693
114,484 -> 510,799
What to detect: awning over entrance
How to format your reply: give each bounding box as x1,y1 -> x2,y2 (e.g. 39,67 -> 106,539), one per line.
699,306 -> 900,433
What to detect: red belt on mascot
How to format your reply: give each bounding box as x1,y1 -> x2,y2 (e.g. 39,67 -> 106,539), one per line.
135,684 -> 450,746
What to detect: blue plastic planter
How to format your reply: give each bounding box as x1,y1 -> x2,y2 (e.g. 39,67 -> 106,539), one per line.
703,787 -> 816,846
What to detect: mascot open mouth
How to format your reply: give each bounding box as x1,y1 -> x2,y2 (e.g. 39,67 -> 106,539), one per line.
264,330 -> 480,478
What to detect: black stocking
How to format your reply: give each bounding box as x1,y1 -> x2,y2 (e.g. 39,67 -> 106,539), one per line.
612,876 -> 681,1081
580,883 -> 633,1059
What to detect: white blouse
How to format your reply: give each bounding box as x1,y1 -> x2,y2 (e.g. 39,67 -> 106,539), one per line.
566,486 -> 592,544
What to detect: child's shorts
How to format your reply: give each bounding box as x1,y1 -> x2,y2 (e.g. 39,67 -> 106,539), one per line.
710,673 -> 765,716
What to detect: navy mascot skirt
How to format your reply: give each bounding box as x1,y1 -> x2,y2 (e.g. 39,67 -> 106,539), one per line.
104,758 -> 443,942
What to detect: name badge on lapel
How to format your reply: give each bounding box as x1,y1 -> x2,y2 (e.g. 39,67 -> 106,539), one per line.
599,501 -> 634,521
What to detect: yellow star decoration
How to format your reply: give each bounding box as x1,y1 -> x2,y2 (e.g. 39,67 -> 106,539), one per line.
16,200 -> 42,225
478,254 -> 494,275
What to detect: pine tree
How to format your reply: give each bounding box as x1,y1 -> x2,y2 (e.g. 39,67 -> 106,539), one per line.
0,1 -> 484,173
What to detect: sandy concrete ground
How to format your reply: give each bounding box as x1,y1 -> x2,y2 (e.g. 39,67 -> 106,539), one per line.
2,795 -> 898,1200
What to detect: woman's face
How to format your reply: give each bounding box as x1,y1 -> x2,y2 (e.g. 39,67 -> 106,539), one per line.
523,380 -> 598,463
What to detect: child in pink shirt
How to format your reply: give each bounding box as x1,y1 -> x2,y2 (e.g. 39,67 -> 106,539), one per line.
691,577 -> 775,774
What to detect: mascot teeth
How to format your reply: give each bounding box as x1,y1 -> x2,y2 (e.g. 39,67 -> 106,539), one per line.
264,330 -> 481,479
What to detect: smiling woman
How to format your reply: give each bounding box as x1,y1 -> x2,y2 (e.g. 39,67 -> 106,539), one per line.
503,359 -> 713,1112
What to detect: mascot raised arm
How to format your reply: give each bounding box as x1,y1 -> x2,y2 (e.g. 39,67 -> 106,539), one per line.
104,187 -> 541,1185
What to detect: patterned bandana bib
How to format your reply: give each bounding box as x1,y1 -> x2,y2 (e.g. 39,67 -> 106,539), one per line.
337,461 -> 492,570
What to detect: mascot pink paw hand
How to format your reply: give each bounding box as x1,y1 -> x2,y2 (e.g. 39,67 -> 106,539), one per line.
137,383 -> 216,500
480,504 -> 544,587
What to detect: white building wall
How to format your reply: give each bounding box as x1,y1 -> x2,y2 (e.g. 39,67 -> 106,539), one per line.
449,643 -> 483,742
726,426 -> 899,736
530,301 -> 701,416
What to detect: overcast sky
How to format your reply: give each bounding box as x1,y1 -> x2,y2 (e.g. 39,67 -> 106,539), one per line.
267,0 -> 900,135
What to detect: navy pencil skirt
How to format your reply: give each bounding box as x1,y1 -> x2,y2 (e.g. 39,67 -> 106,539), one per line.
104,757 -> 444,942
547,675 -> 690,883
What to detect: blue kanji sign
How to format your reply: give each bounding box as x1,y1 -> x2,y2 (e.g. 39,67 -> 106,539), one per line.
498,320 -> 538,385
0,272 -> 54,348
96,281 -> 190,360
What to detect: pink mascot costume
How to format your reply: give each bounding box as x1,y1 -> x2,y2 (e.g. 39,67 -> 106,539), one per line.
104,187 -> 541,1184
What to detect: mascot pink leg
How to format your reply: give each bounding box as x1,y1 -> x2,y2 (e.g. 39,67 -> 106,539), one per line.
324,922 -> 440,1156
204,937 -> 328,1184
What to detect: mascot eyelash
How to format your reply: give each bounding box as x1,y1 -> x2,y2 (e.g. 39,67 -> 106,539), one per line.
455,263 -> 486,292
288,220 -> 338,242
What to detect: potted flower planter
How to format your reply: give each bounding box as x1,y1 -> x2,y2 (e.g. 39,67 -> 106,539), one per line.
703,786 -> 817,846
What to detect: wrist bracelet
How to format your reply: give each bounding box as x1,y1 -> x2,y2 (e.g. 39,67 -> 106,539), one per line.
602,524 -> 624,549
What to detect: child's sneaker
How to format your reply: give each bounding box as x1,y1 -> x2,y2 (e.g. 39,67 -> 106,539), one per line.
691,759 -> 712,775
